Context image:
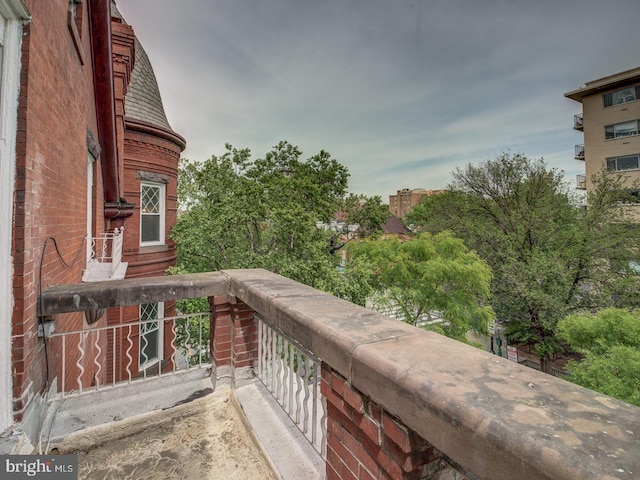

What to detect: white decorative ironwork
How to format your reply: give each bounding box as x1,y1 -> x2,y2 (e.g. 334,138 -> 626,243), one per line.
256,315 -> 327,457
82,227 -> 128,282
47,312 -> 211,397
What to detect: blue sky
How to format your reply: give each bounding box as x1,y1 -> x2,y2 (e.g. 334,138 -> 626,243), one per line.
117,0 -> 640,199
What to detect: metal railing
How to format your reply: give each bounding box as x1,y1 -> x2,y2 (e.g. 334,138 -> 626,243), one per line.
574,144 -> 585,160
573,114 -> 583,130
47,312 -> 211,397
83,227 -> 127,281
576,174 -> 586,190
256,315 -> 327,457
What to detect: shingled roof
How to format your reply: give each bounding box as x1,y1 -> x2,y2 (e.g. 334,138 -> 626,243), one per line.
381,215 -> 410,235
112,1 -> 174,131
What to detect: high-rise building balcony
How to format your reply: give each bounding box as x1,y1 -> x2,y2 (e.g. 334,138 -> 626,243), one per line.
33,270 -> 640,480
573,114 -> 584,131
576,174 -> 587,190
574,144 -> 585,160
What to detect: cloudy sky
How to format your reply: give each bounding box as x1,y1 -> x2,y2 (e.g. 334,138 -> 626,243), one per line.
117,0 -> 640,199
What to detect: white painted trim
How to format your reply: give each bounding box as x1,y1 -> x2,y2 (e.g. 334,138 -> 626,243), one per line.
0,0 -> 28,433
0,0 -> 29,20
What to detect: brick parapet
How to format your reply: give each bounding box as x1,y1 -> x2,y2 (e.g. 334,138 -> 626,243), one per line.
322,364 -> 444,480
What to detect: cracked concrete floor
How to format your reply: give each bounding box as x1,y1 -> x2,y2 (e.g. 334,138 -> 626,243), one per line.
64,387 -> 277,480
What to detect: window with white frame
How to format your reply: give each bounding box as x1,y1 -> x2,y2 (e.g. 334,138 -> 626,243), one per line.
605,120 -> 640,139
606,154 -> 640,172
603,86 -> 640,107
140,302 -> 163,368
140,182 -> 165,245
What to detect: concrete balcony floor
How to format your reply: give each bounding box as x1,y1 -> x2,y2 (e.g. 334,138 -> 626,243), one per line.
40,370 -> 323,479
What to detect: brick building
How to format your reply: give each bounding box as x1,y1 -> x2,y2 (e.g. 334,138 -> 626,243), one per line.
388,188 -> 443,219
1,0 -> 184,437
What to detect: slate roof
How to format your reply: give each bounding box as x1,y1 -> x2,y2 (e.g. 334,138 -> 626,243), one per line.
112,1 -> 174,131
381,215 -> 410,235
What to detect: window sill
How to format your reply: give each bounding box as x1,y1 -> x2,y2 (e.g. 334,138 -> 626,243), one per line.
139,244 -> 169,254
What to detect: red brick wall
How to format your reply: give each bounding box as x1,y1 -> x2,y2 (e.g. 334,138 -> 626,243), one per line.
12,0 -> 101,414
322,365 -> 442,480
209,296 -> 257,368
121,127 -> 182,278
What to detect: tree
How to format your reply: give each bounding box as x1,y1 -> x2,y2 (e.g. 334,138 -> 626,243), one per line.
347,232 -> 495,342
407,153 -> 640,371
171,141 -> 382,296
340,193 -> 390,238
558,309 -> 640,406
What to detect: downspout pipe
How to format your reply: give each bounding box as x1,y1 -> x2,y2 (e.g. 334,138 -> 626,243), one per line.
89,0 -> 133,218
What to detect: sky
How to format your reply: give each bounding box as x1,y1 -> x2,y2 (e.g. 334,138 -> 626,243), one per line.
116,0 -> 640,199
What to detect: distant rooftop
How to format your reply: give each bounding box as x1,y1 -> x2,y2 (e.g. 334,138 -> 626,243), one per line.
565,66 -> 640,102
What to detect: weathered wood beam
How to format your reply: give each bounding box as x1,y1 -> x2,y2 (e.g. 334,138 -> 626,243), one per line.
39,272 -> 228,316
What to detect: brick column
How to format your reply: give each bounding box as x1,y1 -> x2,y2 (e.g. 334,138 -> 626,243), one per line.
208,295 -> 257,369
322,363 -> 444,480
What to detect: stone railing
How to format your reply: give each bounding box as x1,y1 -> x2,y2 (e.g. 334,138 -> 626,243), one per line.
40,269 -> 640,480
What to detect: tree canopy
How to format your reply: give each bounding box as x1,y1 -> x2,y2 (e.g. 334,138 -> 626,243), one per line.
347,232 -> 495,342
171,141 -> 384,296
407,152 -> 640,370
558,309 -> 640,406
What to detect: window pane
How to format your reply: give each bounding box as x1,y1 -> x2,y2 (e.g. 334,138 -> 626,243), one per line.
607,158 -> 617,171
140,303 -> 160,365
603,92 -> 613,107
616,155 -> 639,171
605,125 -> 614,139
141,185 -> 160,213
141,215 -> 160,242
613,88 -> 636,105
140,327 -> 159,364
141,303 -> 159,322
614,121 -> 638,137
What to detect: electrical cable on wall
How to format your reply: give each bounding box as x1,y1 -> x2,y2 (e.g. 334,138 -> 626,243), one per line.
37,236 -> 86,390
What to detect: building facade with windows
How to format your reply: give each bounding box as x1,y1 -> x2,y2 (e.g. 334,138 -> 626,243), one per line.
565,66 -> 640,197
389,188 -> 443,219
1,0 -> 184,439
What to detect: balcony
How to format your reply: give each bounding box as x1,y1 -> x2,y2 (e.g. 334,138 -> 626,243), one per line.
32,270 -> 640,479
81,227 -> 128,282
573,114 -> 583,131
576,174 -> 587,190
574,143 -> 585,160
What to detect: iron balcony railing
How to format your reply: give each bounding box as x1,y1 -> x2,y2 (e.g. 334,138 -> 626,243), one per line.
576,174 -> 587,190
47,312 -> 211,397
573,114 -> 583,130
574,144 -> 585,160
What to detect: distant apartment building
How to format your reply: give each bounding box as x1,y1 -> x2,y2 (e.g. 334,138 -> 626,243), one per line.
389,188 -> 443,219
565,66 -> 640,198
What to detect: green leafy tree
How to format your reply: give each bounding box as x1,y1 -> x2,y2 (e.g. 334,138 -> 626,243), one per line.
558,309 -> 640,406
340,193 -> 390,238
172,141 -> 382,296
407,153 -> 640,371
347,232 -> 495,342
